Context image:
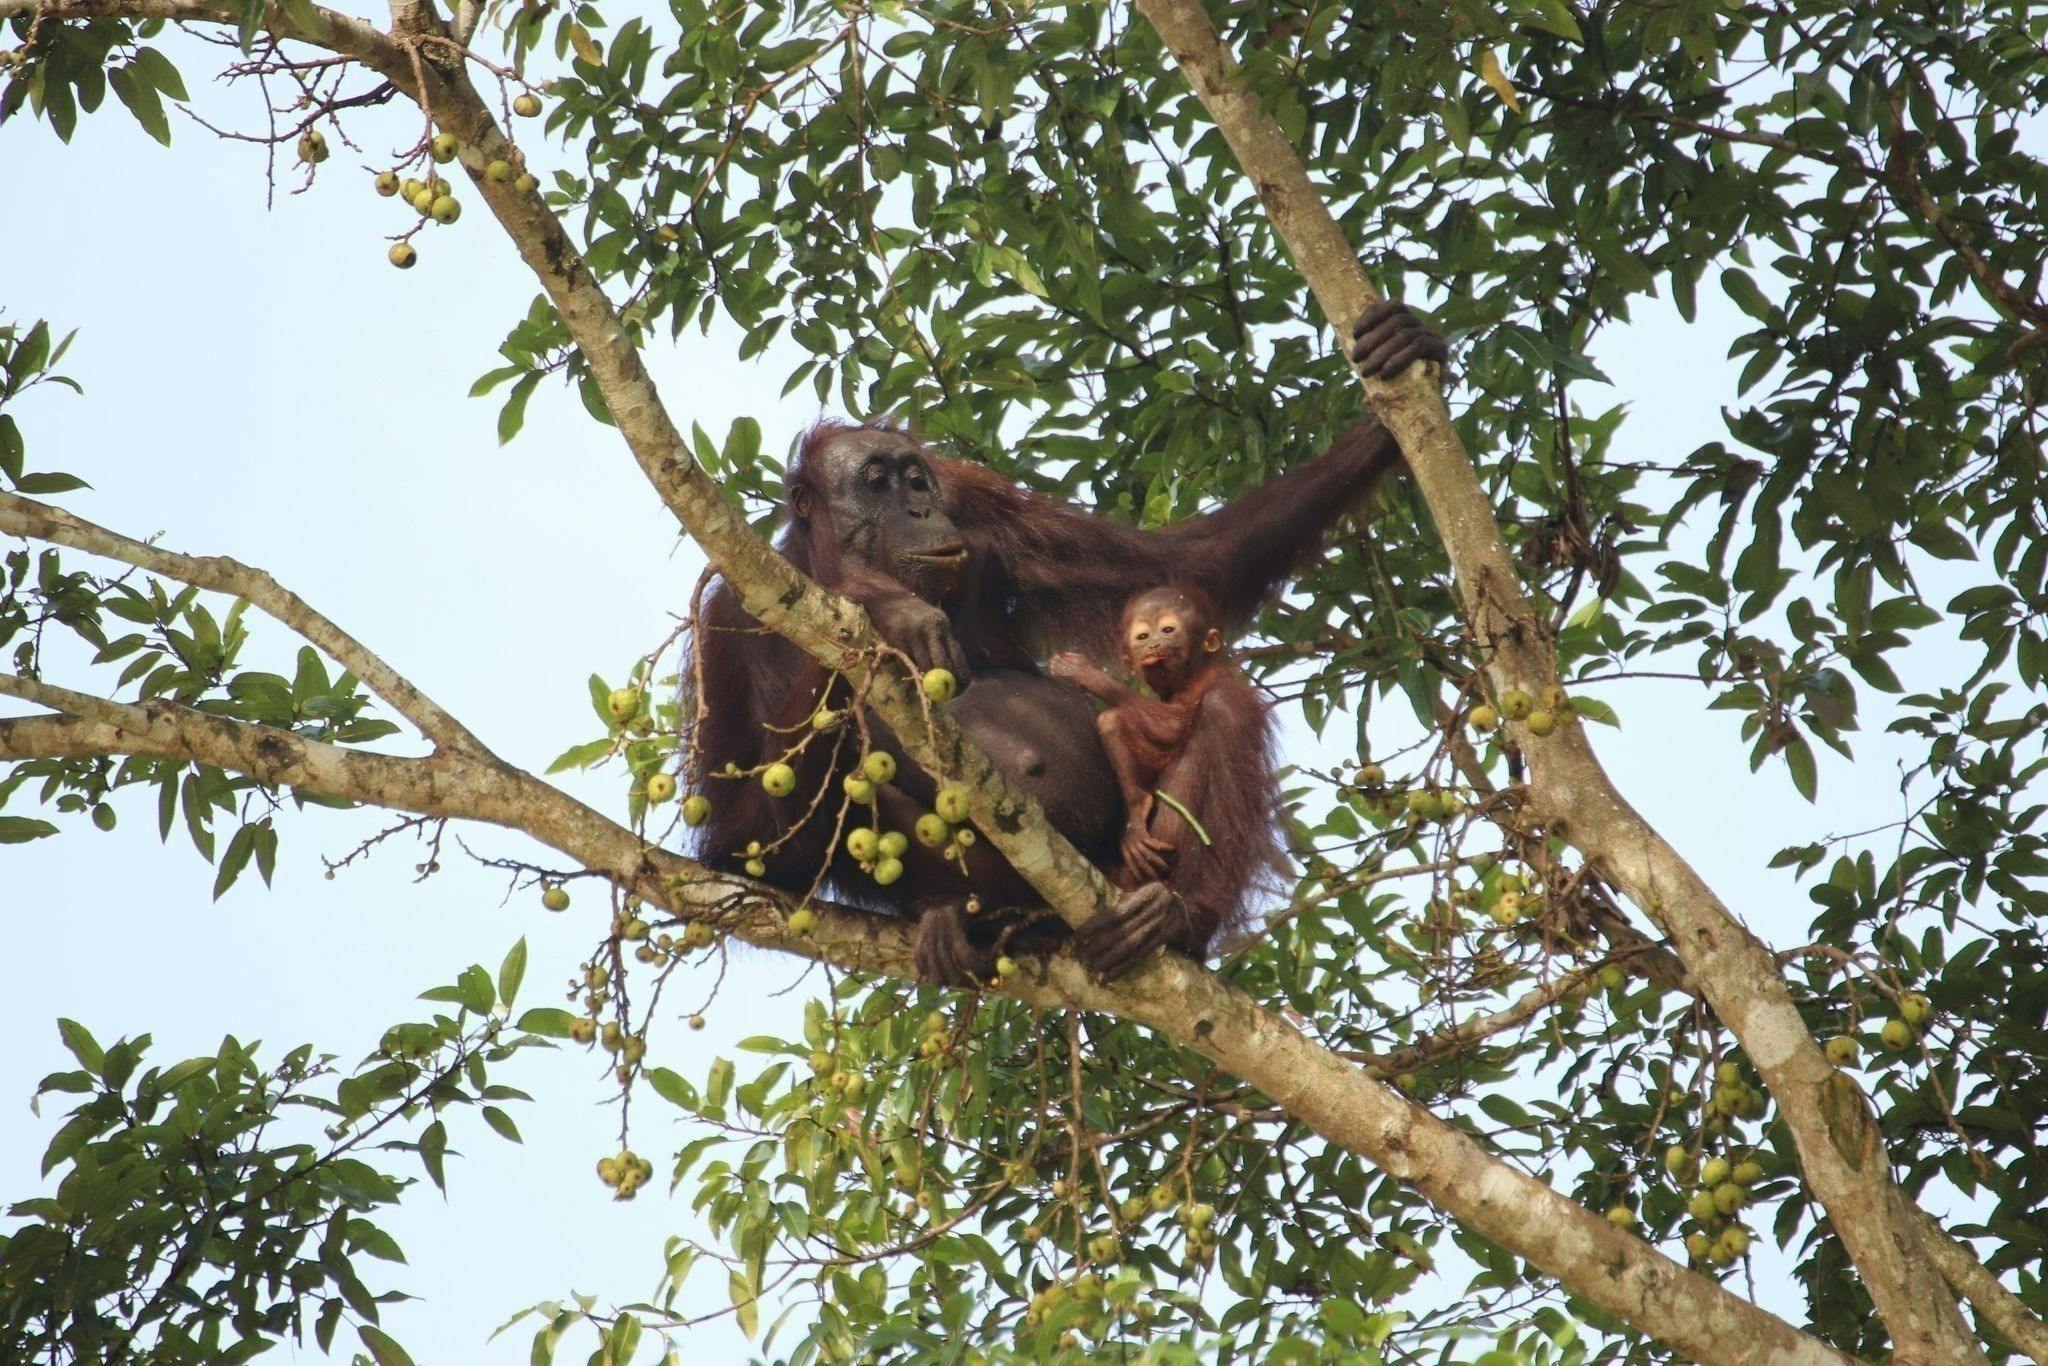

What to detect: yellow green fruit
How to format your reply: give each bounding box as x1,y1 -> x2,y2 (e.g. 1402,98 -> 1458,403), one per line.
541,884 -> 569,911
513,171 -> 538,193
1824,1034 -> 1859,1065
873,856 -> 904,886
374,170 -> 400,196
762,762 -> 797,797
1468,704 -> 1498,732
429,195 -> 461,224
934,787 -> 971,823
843,774 -> 875,803
787,908 -> 818,935
915,813 -> 948,846
1882,1018 -> 1914,1050
846,828 -> 879,862
388,242 -> 418,269
513,91 -> 542,117
645,772 -> 676,803
485,158 -> 514,183
682,794 -> 711,827
878,831 -> 908,859
1500,688 -> 1535,720
862,751 -> 897,784
607,687 -> 642,721
922,668 -> 957,702
430,132 -> 458,163
1525,708 -> 1557,737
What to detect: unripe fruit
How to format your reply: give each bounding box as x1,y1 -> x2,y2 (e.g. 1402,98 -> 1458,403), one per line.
513,171 -> 538,193
1882,1018 -> 1914,1050
761,763 -> 797,797
429,195 -> 461,224
684,922 -> 714,949
596,1156 -> 620,1185
878,831 -> 908,859
1900,992 -> 1931,1025
645,772 -> 676,803
1719,1226 -> 1750,1257
688,1014 -> 705,1031
1468,704 -> 1498,732
873,856 -> 904,886
1500,688 -> 1535,720
787,907 -> 818,936
91,805 -> 116,832
401,177 -> 424,200
924,1010 -> 947,1034
1598,964 -> 1626,991
1541,684 -> 1570,712
811,707 -> 838,731
682,794 -> 711,827
1356,762 -> 1385,787
847,828 -> 879,862
568,1017 -> 596,1043
1490,902 -> 1520,928
1712,1182 -> 1745,1215
843,774 -> 876,804
1687,1191 -> 1720,1223
600,1020 -> 622,1051
1606,1204 -> 1636,1228
297,129 -> 328,163
743,857 -> 766,877
1732,1160 -> 1763,1188
863,751 -> 897,784
840,1073 -> 864,1098
374,170 -> 400,196
922,668 -> 957,702
541,884 -> 569,911
934,787 -> 971,823
995,956 -> 1018,979
388,242 -> 418,270
1663,1145 -> 1694,1177
1699,1156 -> 1730,1187
485,158 -> 514,183
430,132 -> 458,163
1525,708 -> 1557,737
607,687 -> 642,721
1685,1232 -> 1712,1261
1825,1034 -> 1859,1065
621,1036 -> 645,1063
411,187 -> 436,214
915,813 -> 948,847
513,91 -> 542,117
954,828 -> 976,847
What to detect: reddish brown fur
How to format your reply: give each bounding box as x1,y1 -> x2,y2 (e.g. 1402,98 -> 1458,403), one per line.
1056,585 -> 1287,954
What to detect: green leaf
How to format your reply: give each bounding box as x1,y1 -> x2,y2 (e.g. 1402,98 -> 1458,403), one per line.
515,1007 -> 580,1038
499,937 -> 528,1007
0,816 -> 59,843
109,65 -> 172,145
57,1018 -> 105,1074
358,1325 -> 417,1366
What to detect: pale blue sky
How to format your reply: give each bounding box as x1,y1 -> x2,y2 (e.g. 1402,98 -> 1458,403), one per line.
0,36 -> 1983,1363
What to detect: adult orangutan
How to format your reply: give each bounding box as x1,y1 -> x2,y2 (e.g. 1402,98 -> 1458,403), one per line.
688,301 -> 1445,985
1049,584 -> 1283,980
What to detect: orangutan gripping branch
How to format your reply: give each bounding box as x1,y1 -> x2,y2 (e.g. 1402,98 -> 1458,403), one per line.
1049,584 -> 1285,980
687,302 -> 1445,986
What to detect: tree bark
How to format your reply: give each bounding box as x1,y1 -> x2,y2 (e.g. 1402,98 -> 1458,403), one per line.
1126,2 -> 1984,1363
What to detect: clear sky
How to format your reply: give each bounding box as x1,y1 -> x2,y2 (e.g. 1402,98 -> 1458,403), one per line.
0,40 -> 1971,1363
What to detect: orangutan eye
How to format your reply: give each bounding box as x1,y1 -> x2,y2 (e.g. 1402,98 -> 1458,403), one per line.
864,465 -> 889,489
1161,624 -> 1176,633
906,470 -> 929,491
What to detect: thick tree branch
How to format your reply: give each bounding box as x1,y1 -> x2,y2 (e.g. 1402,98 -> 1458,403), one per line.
1,667 -> 1854,1364
0,491 -> 488,754
1129,2 -> 1986,1362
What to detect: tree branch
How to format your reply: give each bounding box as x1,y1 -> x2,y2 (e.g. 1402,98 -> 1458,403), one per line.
0,491 -> 489,754
1129,2 -> 1986,1362
0,665 -> 1856,1364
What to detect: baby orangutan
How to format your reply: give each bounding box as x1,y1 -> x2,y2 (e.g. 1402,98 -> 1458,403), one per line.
1049,585 -> 1285,979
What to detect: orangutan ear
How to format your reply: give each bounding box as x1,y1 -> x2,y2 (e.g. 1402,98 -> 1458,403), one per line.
1203,628 -> 1223,653
790,482 -> 813,522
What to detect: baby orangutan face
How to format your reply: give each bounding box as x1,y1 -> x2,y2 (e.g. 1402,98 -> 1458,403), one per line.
1122,588 -> 1224,696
